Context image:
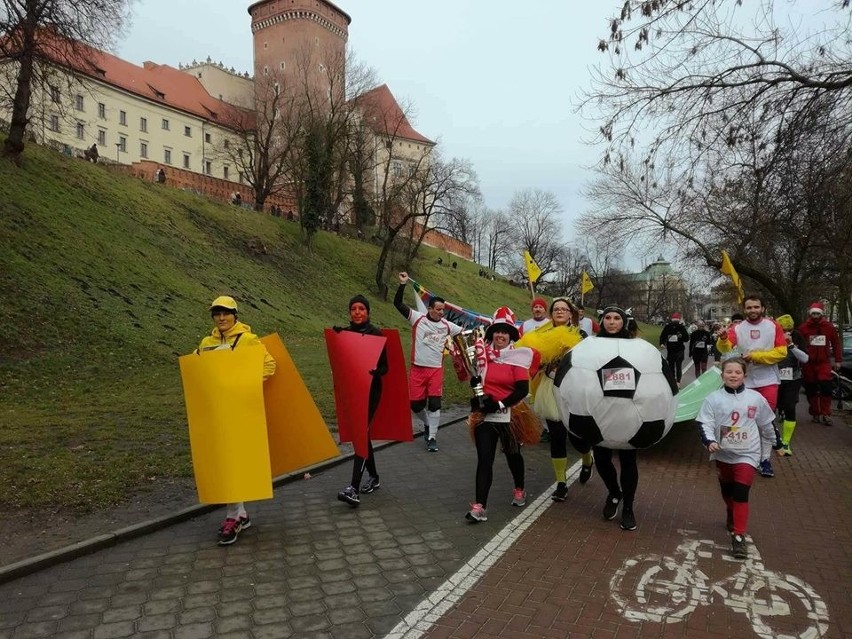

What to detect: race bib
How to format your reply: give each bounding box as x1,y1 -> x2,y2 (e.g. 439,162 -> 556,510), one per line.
602,367 -> 636,391
779,367 -> 793,381
720,425 -> 750,452
695,341 -> 705,349
668,334 -> 679,342
489,406 -> 511,423
809,335 -> 826,346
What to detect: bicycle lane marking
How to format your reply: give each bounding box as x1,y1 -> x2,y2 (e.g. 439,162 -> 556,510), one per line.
609,529 -> 831,639
382,460 -> 583,639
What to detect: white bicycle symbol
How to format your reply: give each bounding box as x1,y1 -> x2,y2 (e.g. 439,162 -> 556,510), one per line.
610,529 -> 829,639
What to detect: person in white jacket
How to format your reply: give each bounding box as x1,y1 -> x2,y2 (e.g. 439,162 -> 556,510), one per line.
696,357 -> 779,560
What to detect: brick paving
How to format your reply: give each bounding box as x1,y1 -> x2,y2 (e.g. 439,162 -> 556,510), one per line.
0,396 -> 849,639
421,399 -> 851,639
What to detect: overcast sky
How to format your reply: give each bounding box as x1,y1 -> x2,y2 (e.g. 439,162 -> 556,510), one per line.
118,1 -> 611,240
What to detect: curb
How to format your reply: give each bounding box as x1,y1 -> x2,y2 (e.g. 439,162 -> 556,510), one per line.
0,415 -> 467,585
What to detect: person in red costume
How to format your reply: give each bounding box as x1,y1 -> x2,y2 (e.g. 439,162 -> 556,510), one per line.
797,302 -> 842,426
715,295 -> 786,478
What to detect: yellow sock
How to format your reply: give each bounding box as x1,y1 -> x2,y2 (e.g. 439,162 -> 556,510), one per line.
782,420 -> 796,447
582,452 -> 593,467
552,457 -> 567,483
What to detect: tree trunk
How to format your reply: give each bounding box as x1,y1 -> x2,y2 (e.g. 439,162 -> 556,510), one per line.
2,30 -> 36,164
374,228 -> 399,300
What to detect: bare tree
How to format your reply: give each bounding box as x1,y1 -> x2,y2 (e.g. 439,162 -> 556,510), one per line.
544,243 -> 589,298
580,100 -> 851,318
506,188 -> 564,278
402,155 -> 480,263
1,0 -> 132,163
212,72 -> 299,212
584,0 -> 852,172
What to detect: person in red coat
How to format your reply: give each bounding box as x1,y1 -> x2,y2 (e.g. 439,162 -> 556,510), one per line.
797,302 -> 843,425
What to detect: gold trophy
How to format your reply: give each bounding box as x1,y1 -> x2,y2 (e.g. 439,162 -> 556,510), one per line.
451,327 -> 486,410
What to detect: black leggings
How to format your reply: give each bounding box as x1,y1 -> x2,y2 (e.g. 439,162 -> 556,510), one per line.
351,441 -> 377,487
351,377 -> 382,487
667,352 -> 684,382
474,421 -> 524,507
593,447 -> 638,508
777,379 -> 802,421
546,419 -> 591,458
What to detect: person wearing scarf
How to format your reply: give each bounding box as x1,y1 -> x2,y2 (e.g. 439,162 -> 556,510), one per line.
465,307 -> 536,523
337,295 -> 388,507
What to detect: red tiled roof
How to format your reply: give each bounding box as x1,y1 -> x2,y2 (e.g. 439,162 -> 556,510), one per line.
353,84 -> 434,145
29,31 -> 248,128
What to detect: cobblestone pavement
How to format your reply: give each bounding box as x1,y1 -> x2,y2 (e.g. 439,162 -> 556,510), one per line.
0,409 -> 561,639
2,395 -> 849,639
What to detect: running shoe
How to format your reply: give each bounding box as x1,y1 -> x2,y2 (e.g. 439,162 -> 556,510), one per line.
539,430 -> 551,443
731,534 -> 748,559
465,503 -> 487,522
511,489 -> 527,507
579,464 -> 593,485
426,438 -> 439,453
237,515 -> 251,531
759,459 -> 774,478
821,415 -> 833,426
360,476 -> 381,493
779,444 -> 792,457
337,485 -> 360,507
620,508 -> 637,531
551,482 -> 568,502
218,518 -> 241,546
603,494 -> 622,520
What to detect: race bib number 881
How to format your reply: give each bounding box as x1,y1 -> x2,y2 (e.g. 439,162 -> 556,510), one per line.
602,367 -> 636,391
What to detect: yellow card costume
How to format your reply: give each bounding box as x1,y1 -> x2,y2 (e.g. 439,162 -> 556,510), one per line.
180,346 -> 273,503
260,334 -> 339,476
180,332 -> 340,504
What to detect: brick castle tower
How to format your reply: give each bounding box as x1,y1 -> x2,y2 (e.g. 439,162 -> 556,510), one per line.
248,0 -> 351,91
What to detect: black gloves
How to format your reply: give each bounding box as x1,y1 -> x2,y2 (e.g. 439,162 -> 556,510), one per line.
480,397 -> 501,414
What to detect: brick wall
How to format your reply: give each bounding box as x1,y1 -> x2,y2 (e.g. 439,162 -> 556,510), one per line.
121,160 -> 297,214
410,221 -> 473,260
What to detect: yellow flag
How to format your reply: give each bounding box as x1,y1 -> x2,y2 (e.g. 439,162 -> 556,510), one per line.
581,271 -> 594,295
524,250 -> 542,283
720,250 -> 744,304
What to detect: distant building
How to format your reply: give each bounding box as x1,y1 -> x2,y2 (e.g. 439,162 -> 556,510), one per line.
629,256 -> 688,322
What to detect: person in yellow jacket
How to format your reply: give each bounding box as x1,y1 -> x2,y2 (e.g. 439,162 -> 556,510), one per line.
197,295 -> 276,545
516,298 -> 591,500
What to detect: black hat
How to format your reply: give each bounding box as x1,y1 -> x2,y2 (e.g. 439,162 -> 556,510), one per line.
349,294 -> 370,313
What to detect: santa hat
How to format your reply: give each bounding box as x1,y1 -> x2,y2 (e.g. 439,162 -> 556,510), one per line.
531,297 -> 547,310
485,306 -> 519,342
808,302 -> 824,315
671,312 -> 682,321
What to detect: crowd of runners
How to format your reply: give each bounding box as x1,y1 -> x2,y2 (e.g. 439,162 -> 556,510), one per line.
193,285 -> 843,559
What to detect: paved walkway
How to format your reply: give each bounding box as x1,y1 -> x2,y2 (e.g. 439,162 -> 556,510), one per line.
0,395 -> 849,639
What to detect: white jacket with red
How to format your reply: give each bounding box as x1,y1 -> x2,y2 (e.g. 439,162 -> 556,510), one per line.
696,385 -> 776,467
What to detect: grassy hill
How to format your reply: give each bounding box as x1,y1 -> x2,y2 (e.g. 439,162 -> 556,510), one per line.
0,143 -> 664,514
0,143 -> 541,512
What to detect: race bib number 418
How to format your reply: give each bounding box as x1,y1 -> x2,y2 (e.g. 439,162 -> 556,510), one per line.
602,367 -> 636,391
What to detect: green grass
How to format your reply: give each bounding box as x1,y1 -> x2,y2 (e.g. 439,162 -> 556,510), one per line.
0,143 -> 662,512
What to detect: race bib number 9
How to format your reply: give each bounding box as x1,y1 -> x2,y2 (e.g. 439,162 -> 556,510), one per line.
602,367 -> 636,391
809,335 -> 826,346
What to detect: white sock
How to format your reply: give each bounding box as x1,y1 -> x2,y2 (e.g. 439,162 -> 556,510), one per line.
426,410 -> 440,440
226,502 -> 247,520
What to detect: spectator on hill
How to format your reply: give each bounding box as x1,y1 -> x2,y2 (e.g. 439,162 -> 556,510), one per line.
84,144 -> 99,163
156,167 -> 166,184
